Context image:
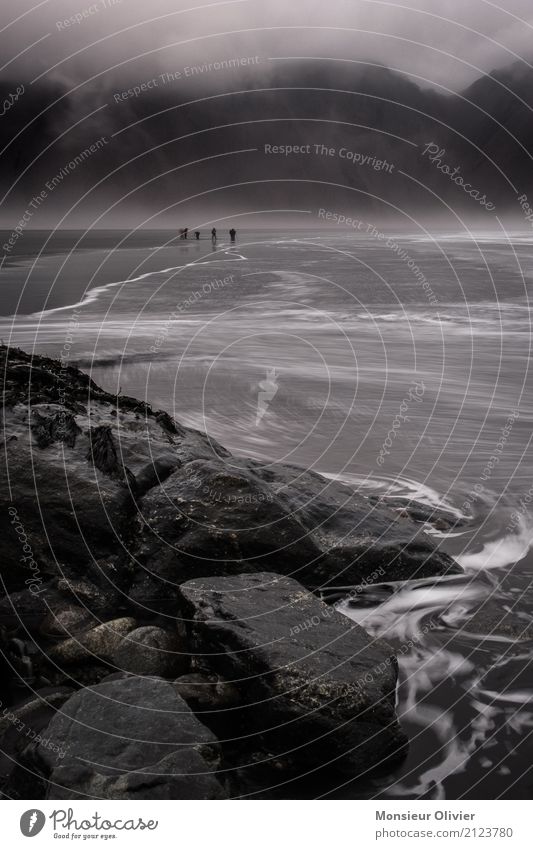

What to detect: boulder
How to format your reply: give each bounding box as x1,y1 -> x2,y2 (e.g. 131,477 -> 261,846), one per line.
112,626 -> 189,677
46,751 -> 226,799
136,456 -> 459,590
39,604 -> 99,639
135,458 -> 321,586
0,431 -> 135,592
179,572 -> 408,777
49,617 -> 137,666
245,459 -> 460,585
37,676 -> 225,799
55,578 -> 111,611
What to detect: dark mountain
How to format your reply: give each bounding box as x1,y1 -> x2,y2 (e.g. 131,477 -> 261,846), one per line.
0,59 -> 531,226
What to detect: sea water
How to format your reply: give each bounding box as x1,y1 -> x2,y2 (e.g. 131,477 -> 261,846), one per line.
2,227 -> 532,798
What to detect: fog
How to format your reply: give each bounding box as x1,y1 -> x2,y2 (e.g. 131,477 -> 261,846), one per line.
1,0 -> 533,92
1,0 -> 533,229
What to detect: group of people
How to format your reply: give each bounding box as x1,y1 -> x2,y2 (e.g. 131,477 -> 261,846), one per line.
178,227 -> 237,243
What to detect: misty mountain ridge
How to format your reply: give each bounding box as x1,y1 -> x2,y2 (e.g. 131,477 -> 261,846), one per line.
1,58 -> 532,227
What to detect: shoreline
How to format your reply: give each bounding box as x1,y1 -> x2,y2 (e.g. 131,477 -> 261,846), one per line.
0,344 -> 463,800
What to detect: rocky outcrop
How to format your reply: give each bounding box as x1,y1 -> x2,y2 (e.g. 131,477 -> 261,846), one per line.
134,455 -> 460,592
180,572 -> 408,779
0,346 -> 229,598
0,345 -> 459,603
0,345 -> 463,798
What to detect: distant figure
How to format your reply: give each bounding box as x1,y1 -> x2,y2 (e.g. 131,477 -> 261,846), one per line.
179,227 -> 188,240
195,231 -> 200,240
229,228 -> 236,243
211,228 -> 217,242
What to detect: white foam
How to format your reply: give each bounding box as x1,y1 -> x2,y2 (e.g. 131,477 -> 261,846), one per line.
30,264 -> 191,318
325,470 -> 467,520
30,252 -> 249,319
456,517 -> 533,571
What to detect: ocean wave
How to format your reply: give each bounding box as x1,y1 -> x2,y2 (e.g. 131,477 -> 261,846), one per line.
30,251 -> 249,319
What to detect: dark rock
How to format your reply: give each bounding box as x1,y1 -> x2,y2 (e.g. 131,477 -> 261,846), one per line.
0,347 -> 230,593
0,686 -> 73,797
112,626 -> 189,677
155,410 -> 186,437
135,458 -> 322,586
179,572 -> 407,777
0,634 -> 36,702
0,627 -> 27,705
0,434 -> 136,592
39,604 -> 99,639
136,456 -> 460,589
37,676 -> 225,799
174,672 -> 241,713
248,460 -> 461,586
2,348 -> 100,410
1,347 -> 458,598
0,580 -> 120,642
31,409 -> 81,449
86,424 -> 135,488
56,577 -> 111,612
0,585 -> 64,632
46,750 -> 226,799
49,617 -> 137,666
30,410 -> 55,449
126,567 -> 184,617
134,452 -> 183,496
52,665 -> 111,688
50,411 -> 82,448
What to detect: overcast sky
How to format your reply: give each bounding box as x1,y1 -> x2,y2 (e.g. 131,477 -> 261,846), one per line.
1,0 -> 533,92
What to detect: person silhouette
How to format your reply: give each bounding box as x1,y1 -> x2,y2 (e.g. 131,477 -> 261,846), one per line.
211,228 -> 217,242
195,231 -> 200,240
229,228 -> 236,243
